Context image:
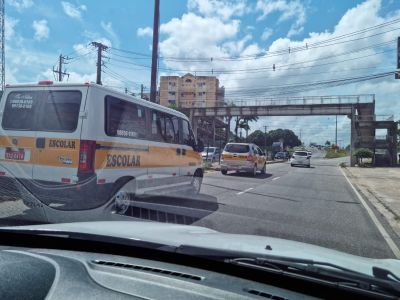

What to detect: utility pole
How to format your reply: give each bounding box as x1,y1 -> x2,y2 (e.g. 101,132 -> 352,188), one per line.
0,0 -> 5,91
150,0 -> 160,102
264,125 -> 268,156
141,84 -> 144,99
335,115 -> 338,146
53,54 -> 70,82
91,42 -> 108,85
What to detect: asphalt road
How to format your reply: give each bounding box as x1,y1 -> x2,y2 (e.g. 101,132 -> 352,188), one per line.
192,151 -> 397,259
0,150 -> 397,259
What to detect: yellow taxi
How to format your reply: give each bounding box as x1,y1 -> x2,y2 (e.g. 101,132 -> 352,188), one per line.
220,143 -> 266,176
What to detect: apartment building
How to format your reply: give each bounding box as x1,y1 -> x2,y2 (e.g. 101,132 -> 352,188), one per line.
159,73 -> 224,108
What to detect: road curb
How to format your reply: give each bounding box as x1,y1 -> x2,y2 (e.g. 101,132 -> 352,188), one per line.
340,167 -> 400,258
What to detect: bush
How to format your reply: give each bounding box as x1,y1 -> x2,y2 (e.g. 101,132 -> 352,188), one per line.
354,148 -> 373,165
325,149 -> 348,159
339,162 -> 347,168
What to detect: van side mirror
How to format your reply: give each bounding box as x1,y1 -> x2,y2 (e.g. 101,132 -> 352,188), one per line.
195,139 -> 204,152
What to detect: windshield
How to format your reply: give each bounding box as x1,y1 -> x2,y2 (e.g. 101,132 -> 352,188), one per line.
1,0 -> 400,282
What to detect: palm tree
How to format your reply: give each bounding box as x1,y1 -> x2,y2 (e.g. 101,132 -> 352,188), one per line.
234,116 -> 259,141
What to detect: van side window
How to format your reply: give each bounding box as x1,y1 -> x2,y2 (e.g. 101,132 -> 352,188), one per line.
164,115 -> 175,143
151,111 -> 178,143
172,117 -> 180,144
181,119 -> 195,147
105,96 -> 146,139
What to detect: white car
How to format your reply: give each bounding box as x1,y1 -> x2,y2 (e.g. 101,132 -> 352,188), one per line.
291,151 -> 311,167
202,147 -> 220,162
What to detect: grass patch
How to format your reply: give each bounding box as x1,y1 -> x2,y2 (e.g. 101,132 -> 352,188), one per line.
339,162 -> 347,168
325,149 -> 349,159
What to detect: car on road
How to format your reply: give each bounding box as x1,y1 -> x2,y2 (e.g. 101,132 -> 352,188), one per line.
274,151 -> 289,160
220,143 -> 266,176
201,147 -> 220,162
290,151 -> 311,167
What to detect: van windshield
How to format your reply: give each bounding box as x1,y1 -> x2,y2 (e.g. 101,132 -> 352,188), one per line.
2,90 -> 82,132
224,144 -> 250,153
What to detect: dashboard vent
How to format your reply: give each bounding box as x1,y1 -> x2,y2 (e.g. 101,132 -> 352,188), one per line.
92,260 -> 203,281
246,289 -> 288,300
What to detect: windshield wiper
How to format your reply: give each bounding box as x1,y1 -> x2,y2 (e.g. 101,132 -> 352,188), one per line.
229,257 -> 400,297
176,245 -> 400,297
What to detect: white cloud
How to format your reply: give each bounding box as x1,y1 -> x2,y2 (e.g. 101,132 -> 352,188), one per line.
160,13 -> 240,62
187,0 -> 248,21
256,0 -> 306,37
101,21 -> 120,47
261,27 -> 273,40
137,26 -> 153,38
5,16 -> 19,41
7,0 -> 33,12
61,1 -> 86,19
32,19 -> 49,41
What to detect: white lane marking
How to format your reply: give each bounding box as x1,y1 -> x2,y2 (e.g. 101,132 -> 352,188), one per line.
340,168 -> 400,259
272,176 -> 280,181
237,187 -> 253,195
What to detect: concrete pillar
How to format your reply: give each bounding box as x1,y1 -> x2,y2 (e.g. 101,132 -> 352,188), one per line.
212,118 -> 216,146
225,117 -> 231,143
350,107 -> 357,166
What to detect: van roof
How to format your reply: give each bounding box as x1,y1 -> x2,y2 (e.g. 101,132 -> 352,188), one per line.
4,82 -> 189,120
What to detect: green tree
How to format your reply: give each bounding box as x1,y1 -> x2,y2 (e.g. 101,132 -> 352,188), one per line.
268,129 -> 301,148
247,130 -> 272,148
234,116 -> 259,141
325,140 -> 331,146
354,148 -> 373,164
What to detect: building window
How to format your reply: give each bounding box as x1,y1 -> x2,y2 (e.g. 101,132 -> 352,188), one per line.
168,91 -> 176,96
168,82 -> 176,87
168,100 -> 176,105
185,79 -> 192,83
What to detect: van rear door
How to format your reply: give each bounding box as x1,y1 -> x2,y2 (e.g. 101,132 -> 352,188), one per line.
31,87 -> 88,185
0,89 -> 39,180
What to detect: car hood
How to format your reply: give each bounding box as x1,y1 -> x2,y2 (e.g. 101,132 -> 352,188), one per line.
3,221 -> 399,276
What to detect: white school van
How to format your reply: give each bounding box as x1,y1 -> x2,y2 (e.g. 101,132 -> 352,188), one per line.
0,81 -> 204,221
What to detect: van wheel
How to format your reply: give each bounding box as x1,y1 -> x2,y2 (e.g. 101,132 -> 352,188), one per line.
261,163 -> 266,174
115,190 -> 133,215
191,170 -> 203,194
221,169 -> 227,175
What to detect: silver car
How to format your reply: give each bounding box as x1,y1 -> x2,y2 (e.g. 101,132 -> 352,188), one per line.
290,151 -> 311,167
202,147 -> 220,162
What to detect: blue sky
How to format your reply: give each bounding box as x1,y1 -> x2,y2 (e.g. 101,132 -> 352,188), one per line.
5,0 -> 400,145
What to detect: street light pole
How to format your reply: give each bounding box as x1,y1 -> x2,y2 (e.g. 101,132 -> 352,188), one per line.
264,125 -> 268,157
335,115 -> 338,146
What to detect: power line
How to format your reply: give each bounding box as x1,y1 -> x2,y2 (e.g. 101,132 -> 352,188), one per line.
109,20 -> 400,61
108,48 -> 396,74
